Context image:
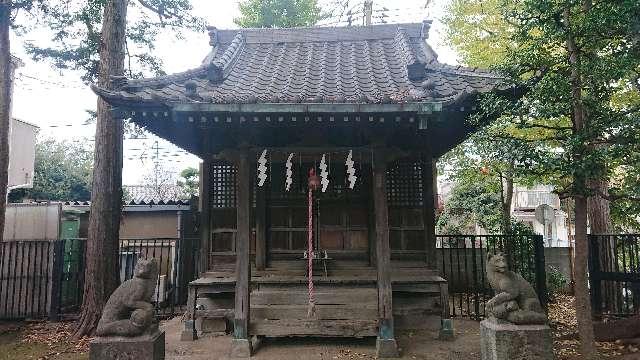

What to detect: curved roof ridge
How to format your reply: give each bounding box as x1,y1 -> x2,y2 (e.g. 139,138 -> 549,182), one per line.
216,23 -> 427,44
124,65 -> 208,89
426,60 -> 504,79
208,31 -> 245,83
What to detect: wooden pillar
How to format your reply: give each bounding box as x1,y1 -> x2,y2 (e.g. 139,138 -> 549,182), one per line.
422,156 -> 437,268
199,158 -> 212,274
255,181 -> 267,271
372,149 -> 399,358
231,150 -> 252,357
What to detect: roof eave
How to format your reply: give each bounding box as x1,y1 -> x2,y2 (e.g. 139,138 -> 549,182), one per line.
171,102 -> 443,114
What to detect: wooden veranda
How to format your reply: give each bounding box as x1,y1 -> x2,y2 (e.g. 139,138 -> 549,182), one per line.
93,22 -> 507,358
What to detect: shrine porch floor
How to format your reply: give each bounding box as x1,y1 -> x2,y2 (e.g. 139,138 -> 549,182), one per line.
185,267 -> 449,338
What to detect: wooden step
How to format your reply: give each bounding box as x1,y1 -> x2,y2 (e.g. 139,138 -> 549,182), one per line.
249,319 -> 377,337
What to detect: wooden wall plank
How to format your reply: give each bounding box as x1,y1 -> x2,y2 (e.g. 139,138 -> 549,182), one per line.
250,288 -> 377,305
250,304 -> 377,320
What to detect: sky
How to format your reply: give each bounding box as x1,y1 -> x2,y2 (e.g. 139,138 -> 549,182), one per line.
10,0 -> 459,185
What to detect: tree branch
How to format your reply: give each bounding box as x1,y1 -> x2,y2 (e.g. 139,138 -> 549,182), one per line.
516,123 -> 573,131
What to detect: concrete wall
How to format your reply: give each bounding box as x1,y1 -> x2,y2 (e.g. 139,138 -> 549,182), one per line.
3,203 -> 60,241
119,211 -> 180,239
544,247 -> 572,282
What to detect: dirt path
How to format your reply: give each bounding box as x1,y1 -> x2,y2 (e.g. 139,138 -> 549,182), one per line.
162,318 -> 482,360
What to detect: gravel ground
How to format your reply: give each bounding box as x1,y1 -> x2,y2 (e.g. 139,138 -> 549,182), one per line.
3,296 -> 638,360
162,317 -> 482,360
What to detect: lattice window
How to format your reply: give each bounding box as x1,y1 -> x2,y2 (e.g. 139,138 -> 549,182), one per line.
386,159 -> 423,207
210,160 -> 236,208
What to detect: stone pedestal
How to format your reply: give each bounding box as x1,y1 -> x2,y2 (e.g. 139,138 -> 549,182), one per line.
438,318 -> 454,340
480,319 -> 553,360
90,330 -> 165,360
230,338 -> 252,358
376,338 -> 399,358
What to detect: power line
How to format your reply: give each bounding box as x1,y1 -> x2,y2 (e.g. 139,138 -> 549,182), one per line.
15,72 -> 87,90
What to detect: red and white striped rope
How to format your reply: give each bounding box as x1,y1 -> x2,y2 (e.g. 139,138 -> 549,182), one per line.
307,187 -> 316,318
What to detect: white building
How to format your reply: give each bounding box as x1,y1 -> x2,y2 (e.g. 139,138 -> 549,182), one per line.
438,181 -> 570,247
7,56 -> 39,194
511,185 -> 569,247
8,118 -> 39,192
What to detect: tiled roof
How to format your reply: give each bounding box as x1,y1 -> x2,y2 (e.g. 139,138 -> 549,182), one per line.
94,22 -> 505,106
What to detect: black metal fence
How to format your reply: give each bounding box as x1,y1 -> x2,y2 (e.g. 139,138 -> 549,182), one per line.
0,240 -> 57,319
0,237 -> 198,321
2,234 -> 546,322
436,234 -> 547,320
589,234 -> 640,318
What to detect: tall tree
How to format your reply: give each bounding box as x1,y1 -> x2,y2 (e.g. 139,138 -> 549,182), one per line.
466,1 -> 639,356
11,0 -> 203,337
74,0 -> 128,338
235,0 -> 324,28
0,0 -> 11,242
442,0 -> 639,234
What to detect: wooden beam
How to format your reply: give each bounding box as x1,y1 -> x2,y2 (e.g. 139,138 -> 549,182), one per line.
372,149 -> 399,358
422,156 -> 437,268
255,171 -> 267,271
231,149 -> 252,357
199,158 -> 212,274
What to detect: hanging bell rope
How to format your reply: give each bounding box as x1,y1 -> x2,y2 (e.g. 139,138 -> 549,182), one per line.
307,167 -> 320,318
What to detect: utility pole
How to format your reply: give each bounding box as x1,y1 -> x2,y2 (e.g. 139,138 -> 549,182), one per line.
0,0 -> 12,241
364,0 -> 373,26
153,140 -> 160,192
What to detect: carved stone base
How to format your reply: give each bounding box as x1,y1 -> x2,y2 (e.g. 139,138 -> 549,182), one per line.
438,318 -> 454,340
180,320 -> 197,341
480,319 -> 553,360
90,330 -> 165,360
376,337 -> 399,358
230,338 -> 252,358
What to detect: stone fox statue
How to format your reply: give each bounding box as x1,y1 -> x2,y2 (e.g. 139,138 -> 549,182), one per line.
96,258 -> 159,337
485,253 -> 547,325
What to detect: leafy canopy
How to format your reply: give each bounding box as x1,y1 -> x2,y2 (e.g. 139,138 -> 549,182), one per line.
443,0 -> 640,230
10,138 -> 93,202
14,0 -> 206,82
235,0 -> 324,28
177,166 -> 198,198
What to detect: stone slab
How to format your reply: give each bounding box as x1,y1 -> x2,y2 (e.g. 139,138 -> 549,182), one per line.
230,338 -> 252,358
90,330 -> 165,360
376,338 -> 399,358
480,319 -> 553,360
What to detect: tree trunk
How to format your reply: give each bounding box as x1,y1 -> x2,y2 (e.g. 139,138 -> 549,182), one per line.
501,166 -> 514,234
587,178 -> 612,234
565,4 -> 597,358
0,1 -> 11,242
74,0 -> 127,338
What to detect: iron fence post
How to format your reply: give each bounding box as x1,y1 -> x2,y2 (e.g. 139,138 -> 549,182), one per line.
48,240 -> 64,322
588,234 -> 602,316
533,235 -> 548,309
